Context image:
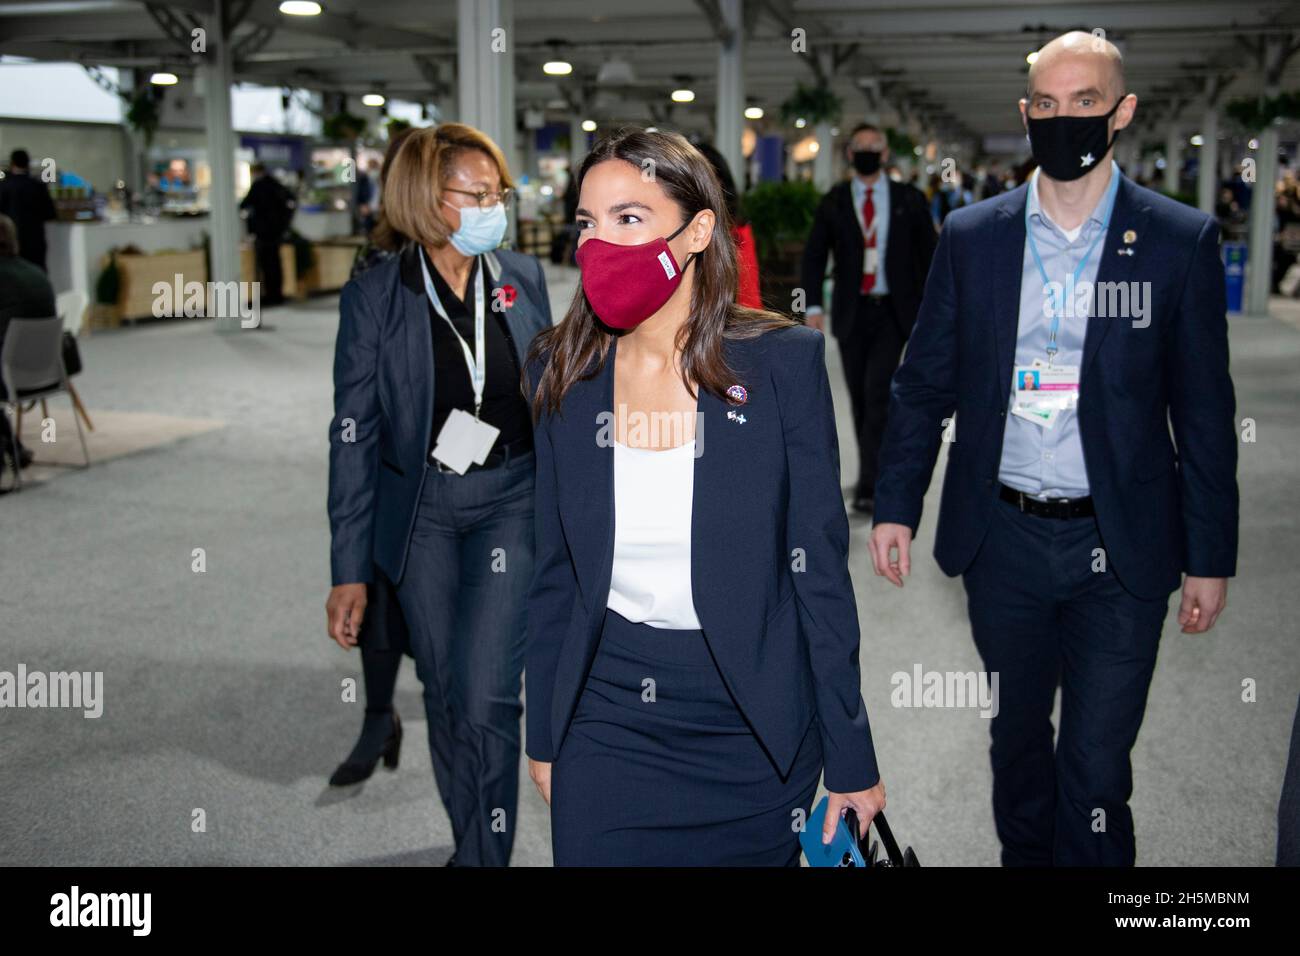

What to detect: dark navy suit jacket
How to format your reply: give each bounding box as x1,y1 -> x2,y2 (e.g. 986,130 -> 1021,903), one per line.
874,173 -> 1239,600
523,325 -> 882,793
328,243 -> 553,587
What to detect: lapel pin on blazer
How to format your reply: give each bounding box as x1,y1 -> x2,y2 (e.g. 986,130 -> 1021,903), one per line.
1119,229 -> 1137,255
725,384 -> 748,424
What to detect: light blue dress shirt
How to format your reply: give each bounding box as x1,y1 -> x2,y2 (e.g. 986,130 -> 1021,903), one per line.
850,173 -> 890,295
997,161 -> 1120,500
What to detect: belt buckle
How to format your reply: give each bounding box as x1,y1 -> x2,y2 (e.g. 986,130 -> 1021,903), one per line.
1017,490 -> 1026,513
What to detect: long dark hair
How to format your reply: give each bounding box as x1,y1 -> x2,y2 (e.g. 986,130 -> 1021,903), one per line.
526,128 -> 794,419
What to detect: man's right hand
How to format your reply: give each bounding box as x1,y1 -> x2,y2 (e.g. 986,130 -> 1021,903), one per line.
326,583 -> 368,650
804,309 -> 826,333
869,523 -> 913,587
529,758 -> 552,806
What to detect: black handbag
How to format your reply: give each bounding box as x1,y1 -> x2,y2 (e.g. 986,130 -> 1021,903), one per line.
843,808 -> 921,867
62,331 -> 82,377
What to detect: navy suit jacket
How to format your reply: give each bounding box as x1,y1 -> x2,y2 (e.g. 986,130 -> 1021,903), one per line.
328,243 -> 553,587
523,325 -> 882,793
874,173 -> 1239,600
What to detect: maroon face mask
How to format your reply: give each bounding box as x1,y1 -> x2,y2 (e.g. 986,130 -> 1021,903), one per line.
575,218 -> 696,330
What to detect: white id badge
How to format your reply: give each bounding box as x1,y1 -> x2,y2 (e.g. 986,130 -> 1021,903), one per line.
432,408 -> 500,474
1012,363 -> 1078,429
863,246 -> 879,278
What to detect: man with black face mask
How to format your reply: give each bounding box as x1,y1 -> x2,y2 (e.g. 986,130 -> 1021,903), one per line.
871,31 -> 1239,866
801,123 -> 937,514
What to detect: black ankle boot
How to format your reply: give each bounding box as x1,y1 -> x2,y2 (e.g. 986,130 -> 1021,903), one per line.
329,711 -> 402,786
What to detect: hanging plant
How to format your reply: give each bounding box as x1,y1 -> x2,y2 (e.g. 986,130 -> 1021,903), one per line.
125,88 -> 162,147
322,111 -> 368,142
1224,91 -> 1300,132
780,84 -> 842,126
885,126 -> 915,157
385,117 -> 412,139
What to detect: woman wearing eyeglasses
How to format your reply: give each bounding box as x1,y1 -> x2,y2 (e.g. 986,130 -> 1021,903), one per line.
326,123 -> 553,867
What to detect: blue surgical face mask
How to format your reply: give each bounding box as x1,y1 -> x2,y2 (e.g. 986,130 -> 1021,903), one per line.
443,200 -> 507,255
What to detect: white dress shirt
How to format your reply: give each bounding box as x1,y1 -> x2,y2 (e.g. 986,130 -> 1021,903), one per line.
606,439 -> 702,630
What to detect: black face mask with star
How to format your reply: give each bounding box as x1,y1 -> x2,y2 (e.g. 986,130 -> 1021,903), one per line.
1025,97 -> 1123,182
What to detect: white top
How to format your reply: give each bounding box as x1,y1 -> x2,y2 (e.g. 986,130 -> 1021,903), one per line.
606,439 -> 702,630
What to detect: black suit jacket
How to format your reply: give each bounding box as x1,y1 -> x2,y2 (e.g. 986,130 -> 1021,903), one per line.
523,326 -> 881,793
874,174 -> 1239,600
801,177 -> 937,338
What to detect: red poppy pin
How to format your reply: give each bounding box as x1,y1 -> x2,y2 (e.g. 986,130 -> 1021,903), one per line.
496,284 -> 518,309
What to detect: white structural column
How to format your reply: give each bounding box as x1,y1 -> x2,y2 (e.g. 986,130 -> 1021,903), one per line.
1245,37 -> 1290,318
813,121 -> 834,191
570,116 -> 588,177
1163,122 -> 1183,195
1245,125 -> 1279,316
1198,106 -> 1219,215
457,0 -> 515,241
457,0 -> 510,139
202,0 -> 239,332
812,51 -> 834,191
714,0 -> 744,185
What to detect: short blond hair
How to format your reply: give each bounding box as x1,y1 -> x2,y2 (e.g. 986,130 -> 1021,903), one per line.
375,123 -> 514,251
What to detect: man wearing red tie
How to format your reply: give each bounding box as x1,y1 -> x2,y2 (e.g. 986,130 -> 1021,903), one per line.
802,124 -> 937,514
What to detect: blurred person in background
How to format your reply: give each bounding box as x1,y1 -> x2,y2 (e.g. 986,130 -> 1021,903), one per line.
695,141 -> 763,309
0,214 -> 56,482
328,124 -> 418,790
349,128 -> 415,280
801,123 -> 937,515
240,163 -> 296,306
931,169 -> 974,227
326,123 -> 553,866
0,149 -> 57,272
355,157 -> 381,236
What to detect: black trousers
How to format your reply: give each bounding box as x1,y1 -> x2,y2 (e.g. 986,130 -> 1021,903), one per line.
962,496 -> 1171,866
835,294 -> 907,498
253,236 -> 284,304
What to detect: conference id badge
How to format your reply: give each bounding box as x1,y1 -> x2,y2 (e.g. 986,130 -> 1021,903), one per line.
1011,362 -> 1076,429
863,245 -> 879,278
432,408 -> 500,474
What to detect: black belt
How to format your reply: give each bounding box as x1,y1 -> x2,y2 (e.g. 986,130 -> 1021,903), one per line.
998,482 -> 1095,519
429,435 -> 533,474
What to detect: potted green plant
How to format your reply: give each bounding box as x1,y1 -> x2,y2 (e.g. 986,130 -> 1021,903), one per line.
740,180 -> 823,314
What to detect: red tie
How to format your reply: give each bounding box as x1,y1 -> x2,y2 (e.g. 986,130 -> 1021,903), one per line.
860,190 -> 876,294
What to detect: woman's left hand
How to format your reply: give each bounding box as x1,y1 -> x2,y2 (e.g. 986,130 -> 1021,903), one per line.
823,779 -> 886,844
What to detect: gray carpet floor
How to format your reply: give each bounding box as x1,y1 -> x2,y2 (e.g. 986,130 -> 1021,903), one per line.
1,263 -> 1295,866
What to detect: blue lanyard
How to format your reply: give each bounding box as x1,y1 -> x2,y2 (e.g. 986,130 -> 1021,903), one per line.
1024,167 -> 1119,362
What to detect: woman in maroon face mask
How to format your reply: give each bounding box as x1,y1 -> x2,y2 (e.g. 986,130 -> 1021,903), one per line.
521,128 -> 887,866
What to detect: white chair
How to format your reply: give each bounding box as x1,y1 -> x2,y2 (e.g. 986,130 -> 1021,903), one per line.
53,288 -> 94,432
1,316 -> 90,492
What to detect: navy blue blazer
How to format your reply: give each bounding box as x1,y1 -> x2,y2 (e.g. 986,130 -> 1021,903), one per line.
523,325 -> 882,793
328,243 -> 553,587
874,173 -> 1239,600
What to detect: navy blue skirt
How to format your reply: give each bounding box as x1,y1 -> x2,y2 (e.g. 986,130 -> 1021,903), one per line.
551,609 -> 823,866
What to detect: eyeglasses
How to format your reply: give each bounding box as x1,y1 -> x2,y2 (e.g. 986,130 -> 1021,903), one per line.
443,186 -> 514,209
